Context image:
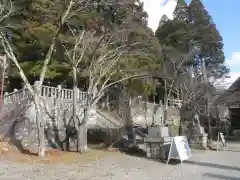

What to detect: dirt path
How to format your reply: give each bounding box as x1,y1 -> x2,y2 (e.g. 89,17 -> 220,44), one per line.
0,142 -> 240,180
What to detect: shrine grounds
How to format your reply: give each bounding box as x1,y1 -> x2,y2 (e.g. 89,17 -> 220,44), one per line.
0,147 -> 239,180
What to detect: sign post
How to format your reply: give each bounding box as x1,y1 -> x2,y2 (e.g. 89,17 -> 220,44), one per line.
167,136 -> 192,164
217,132 -> 227,151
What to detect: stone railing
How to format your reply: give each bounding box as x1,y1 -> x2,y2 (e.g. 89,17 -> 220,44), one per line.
0,81 -> 182,130
3,82 -> 88,105
168,98 -> 182,108
3,87 -> 32,104
0,82 -> 89,128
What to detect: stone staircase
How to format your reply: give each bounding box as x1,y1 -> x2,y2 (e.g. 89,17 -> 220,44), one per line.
98,110 -> 148,140
0,84 -> 148,140
0,82 -> 181,147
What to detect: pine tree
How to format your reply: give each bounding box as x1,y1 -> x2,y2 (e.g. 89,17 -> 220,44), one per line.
189,0 -> 229,78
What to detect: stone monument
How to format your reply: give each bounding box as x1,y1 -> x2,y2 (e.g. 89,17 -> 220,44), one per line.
144,104 -> 172,160
190,113 -> 208,149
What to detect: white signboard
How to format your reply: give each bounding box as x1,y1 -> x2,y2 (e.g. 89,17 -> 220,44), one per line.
167,136 -> 192,164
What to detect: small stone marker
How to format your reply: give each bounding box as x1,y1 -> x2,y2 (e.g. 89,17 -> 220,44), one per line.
167,136 -> 192,164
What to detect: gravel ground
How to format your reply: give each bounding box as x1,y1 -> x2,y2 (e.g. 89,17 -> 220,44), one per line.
0,150 -> 239,180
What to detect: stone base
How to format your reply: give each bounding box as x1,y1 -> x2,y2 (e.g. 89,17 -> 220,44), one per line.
145,142 -> 171,160
190,133 -> 208,150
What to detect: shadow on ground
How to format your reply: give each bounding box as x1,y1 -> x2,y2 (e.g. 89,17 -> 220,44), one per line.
119,146 -> 183,165
185,160 -> 240,171
203,173 -> 240,180
90,138 -> 183,165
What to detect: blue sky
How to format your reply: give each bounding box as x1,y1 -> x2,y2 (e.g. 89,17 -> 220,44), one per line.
141,0 -> 240,87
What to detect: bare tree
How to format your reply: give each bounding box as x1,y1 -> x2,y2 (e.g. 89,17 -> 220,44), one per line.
0,0 -> 80,157
163,48 -> 224,137
62,16 -> 164,150
63,27 -> 133,151
160,47 -> 205,136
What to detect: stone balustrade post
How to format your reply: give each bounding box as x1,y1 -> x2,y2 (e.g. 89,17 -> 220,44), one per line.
76,88 -> 80,102
57,84 -> 62,99
4,92 -> 8,103
22,85 -> 27,98
13,89 -> 18,102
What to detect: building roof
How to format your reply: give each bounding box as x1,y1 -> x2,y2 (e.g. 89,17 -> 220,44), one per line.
215,77 -> 240,106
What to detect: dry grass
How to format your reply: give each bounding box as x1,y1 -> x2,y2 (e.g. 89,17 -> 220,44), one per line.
0,141 -> 120,165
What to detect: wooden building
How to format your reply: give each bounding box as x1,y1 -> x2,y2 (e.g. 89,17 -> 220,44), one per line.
216,77 -> 240,130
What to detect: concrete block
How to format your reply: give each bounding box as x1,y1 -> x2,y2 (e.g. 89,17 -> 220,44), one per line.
148,125 -> 169,138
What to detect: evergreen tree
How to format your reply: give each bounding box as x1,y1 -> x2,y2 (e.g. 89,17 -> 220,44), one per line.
173,0 -> 190,21
189,0 -> 229,78
156,0 -> 228,79
3,0 -> 162,90
155,19 -> 192,54
158,15 -> 169,28
156,0 -> 192,54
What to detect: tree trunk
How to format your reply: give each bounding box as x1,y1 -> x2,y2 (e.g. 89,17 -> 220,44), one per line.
77,122 -> 88,152
72,65 -> 81,152
72,61 -> 88,153
200,58 -> 212,139
179,119 -> 183,136
77,106 -> 88,153
34,96 -> 45,157
123,88 -> 136,144
163,80 -> 168,124
179,105 -> 186,136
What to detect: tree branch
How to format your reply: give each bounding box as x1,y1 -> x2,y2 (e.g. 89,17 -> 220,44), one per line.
39,0 -> 76,86
0,0 -> 12,24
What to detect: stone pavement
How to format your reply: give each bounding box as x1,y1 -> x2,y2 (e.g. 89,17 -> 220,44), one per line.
211,140 -> 240,152
0,149 -> 240,180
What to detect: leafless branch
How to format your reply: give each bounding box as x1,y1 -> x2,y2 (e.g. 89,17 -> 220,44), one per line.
0,33 -> 35,95
0,0 -> 12,24
39,0 -> 76,86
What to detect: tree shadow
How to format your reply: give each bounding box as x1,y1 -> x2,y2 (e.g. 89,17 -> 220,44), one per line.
166,159 -> 182,165
7,118 -> 38,156
185,160 -> 240,171
203,173 -> 240,180
119,145 -> 147,158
